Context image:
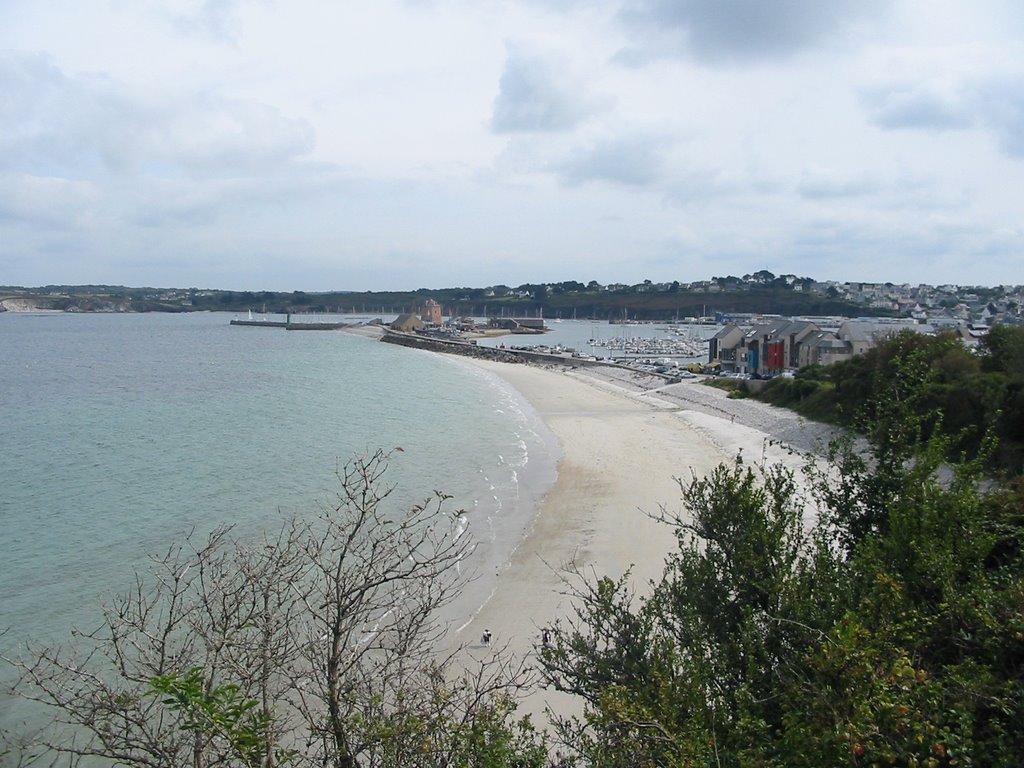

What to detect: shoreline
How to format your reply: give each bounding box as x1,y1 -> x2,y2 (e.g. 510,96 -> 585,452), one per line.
440,358 -> 841,725
343,325 -> 841,722
444,359 -> 828,723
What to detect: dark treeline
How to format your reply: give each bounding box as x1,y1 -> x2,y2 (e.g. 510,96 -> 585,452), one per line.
2,282 -> 872,319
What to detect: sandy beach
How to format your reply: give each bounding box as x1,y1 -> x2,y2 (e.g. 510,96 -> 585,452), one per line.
448,359 -> 837,724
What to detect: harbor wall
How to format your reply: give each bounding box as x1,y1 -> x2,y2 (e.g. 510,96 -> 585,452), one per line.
380,329 -> 624,370
230,319 -> 353,330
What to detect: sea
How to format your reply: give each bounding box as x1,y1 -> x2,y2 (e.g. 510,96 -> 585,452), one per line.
0,311 -> 559,737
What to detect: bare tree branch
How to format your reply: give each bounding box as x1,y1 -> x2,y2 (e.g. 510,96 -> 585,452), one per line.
3,449 -> 543,768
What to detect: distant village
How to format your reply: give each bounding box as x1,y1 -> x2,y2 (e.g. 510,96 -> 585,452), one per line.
383,278 -> 1021,381
4,275 -> 1022,380
4,273 -> 1022,326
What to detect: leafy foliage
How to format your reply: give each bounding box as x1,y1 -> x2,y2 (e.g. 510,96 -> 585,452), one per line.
149,667 -> 281,768
541,361 -> 1024,766
753,326 -> 1024,474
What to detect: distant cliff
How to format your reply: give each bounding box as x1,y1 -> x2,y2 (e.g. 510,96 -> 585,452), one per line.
0,296 -> 133,312
0,293 -> 190,313
0,298 -> 46,312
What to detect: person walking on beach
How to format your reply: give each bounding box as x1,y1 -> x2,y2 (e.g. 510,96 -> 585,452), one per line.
481,629 -> 492,646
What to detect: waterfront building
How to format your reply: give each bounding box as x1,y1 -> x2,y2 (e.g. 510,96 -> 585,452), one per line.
420,299 -> 443,325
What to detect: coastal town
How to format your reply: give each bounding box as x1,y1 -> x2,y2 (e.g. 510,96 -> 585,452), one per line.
3,274 -> 1021,325
372,282 -> 1014,383
8,1 -> 1024,761
9,276 -> 1017,384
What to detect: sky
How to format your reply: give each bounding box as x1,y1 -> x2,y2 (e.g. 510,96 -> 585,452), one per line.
2,1 -> 1023,292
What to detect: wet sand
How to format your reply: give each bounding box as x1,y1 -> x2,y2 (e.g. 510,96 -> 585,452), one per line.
446,360 -> 826,724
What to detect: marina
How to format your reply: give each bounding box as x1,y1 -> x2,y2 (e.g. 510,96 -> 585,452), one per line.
587,332 -> 708,358
476,319 -> 719,360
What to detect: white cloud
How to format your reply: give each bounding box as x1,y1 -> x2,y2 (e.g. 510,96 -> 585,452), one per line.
0,173 -> 99,229
863,82 -> 975,131
491,46 -> 608,133
553,133 -> 669,186
975,76 -> 1024,158
168,0 -> 246,42
617,0 -> 892,65
863,72 -> 1024,159
0,51 -> 315,178
0,0 -> 1021,290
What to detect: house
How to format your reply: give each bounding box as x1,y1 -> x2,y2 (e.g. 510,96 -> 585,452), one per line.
708,324 -> 745,372
773,320 -> 819,372
836,321 -> 889,356
951,326 -> 986,349
798,331 -> 853,367
488,317 -> 546,332
709,320 -> 816,375
740,320 -> 785,375
739,319 -> 819,376
832,320 -> 937,359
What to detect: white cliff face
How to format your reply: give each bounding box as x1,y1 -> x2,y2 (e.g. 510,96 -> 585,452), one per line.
0,298 -> 49,311
0,297 -> 132,312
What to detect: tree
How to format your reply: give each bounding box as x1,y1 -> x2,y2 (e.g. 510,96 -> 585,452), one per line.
149,667 -> 277,768
540,457 -> 824,766
980,324 -> 1024,375
3,450 -> 543,767
551,281 -> 585,295
539,377 -> 1024,766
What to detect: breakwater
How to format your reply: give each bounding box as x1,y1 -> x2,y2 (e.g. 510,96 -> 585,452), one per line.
380,329 -> 629,371
230,319 -> 354,330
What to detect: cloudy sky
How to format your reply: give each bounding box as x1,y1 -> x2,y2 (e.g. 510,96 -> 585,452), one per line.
2,1 -> 1022,291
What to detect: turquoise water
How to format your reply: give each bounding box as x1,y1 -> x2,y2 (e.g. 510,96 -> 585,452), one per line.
0,312 -> 557,732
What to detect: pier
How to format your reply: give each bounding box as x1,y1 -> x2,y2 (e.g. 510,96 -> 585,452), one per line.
229,319 -> 354,330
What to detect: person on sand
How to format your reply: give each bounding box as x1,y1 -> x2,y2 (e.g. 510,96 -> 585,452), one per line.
541,629 -> 551,648
481,629 -> 492,646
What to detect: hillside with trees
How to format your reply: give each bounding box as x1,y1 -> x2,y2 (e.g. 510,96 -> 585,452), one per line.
0,275 -> 889,320
6,274 -> 1021,324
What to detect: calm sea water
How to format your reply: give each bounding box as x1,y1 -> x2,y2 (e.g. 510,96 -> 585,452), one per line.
0,312 -> 557,732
